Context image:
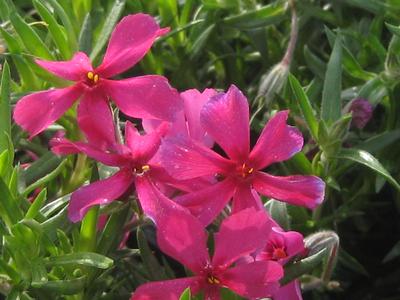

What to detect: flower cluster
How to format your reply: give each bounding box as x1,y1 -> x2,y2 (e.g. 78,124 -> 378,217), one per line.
13,13 -> 325,300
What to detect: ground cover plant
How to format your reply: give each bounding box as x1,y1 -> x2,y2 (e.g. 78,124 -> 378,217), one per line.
0,0 -> 400,299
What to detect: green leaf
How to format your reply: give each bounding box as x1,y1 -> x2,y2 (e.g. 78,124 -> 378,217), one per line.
23,152 -> 62,186
25,188 -> 47,220
281,248 -> 327,285
386,22 -> 400,37
23,159 -> 67,196
33,0 -> 71,59
32,276 -> 86,295
288,74 -> 319,140
338,248 -> 368,276
44,252 -> 113,269
358,130 -> 400,153
44,0 -> 78,51
383,240 -> 400,263
179,287 -> 191,300
265,200 -> 290,230
189,24 -> 215,60
335,148 -> 400,191
321,30 -> 342,123
78,13 -> 92,53
0,176 -> 23,227
9,12 -> 54,60
137,227 -> 168,280
223,3 -> 286,29
90,0 -> 126,62
0,62 -> 11,154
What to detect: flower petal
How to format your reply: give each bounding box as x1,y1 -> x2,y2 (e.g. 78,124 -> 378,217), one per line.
136,177 -> 210,273
249,110 -> 303,169
212,208 -> 271,268
231,184 -> 264,214
160,136 -> 233,180
131,277 -> 203,300
220,260 -> 283,299
125,121 -> 168,163
182,88 -> 217,147
35,52 -> 92,81
97,13 -> 168,78
103,76 -> 182,121
68,169 -> 133,222
51,138 -> 128,167
175,179 -> 236,226
200,85 -> 249,161
273,280 -> 303,300
13,85 -> 82,137
77,90 -> 117,150
252,172 -> 325,209
134,176 -> 189,223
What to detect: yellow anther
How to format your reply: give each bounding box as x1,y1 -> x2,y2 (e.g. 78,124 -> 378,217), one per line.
142,165 -> 150,172
248,167 -> 254,174
87,71 -> 94,80
94,74 -> 99,83
207,276 -> 220,285
134,165 -> 151,176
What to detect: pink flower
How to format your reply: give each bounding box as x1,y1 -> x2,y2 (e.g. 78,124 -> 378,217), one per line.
51,120 -> 185,223
143,88 -> 217,147
14,13 -> 182,138
160,85 -> 325,225
131,208 -> 283,300
255,217 -> 305,300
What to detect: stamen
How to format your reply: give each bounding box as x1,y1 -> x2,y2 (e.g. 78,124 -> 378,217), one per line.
207,275 -> 220,285
87,71 -> 94,80
94,74 -> 99,83
134,164 -> 151,176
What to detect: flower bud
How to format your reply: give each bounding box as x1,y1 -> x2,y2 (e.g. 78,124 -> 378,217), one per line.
344,98 -> 373,129
257,62 -> 289,106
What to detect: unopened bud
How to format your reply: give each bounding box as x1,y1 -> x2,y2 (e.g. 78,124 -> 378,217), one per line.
344,98 -> 373,129
257,62 -> 289,106
305,230 -> 339,284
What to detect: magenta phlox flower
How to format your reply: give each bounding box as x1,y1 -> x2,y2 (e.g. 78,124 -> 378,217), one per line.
143,88 -> 217,148
52,120 -> 192,222
255,217 -> 305,300
160,85 -> 325,225
131,207 -> 283,300
14,13 -> 182,137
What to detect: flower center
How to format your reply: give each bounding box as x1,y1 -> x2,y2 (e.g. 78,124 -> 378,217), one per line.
133,164 -> 150,177
237,163 -> 254,178
86,71 -> 99,85
207,275 -> 221,285
272,247 -> 288,260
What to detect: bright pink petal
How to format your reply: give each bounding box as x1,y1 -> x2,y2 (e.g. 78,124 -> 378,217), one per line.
14,85 -> 82,137
68,169 -> 133,222
175,179 -> 236,226
125,122 -> 168,162
182,88 -> 217,147
35,52 -> 92,81
131,277 -> 202,300
204,286 -> 221,300
97,13 -> 168,78
77,90 -> 117,150
249,110 -> 303,169
137,177 -> 210,273
51,138 -> 128,167
219,261 -> 283,299
200,85 -> 249,161
277,229 -> 305,259
103,76 -> 182,121
273,280 -> 303,300
252,172 -> 325,209
160,136 -> 233,180
134,176 -> 189,223
231,184 -> 264,214
212,208 -> 271,268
